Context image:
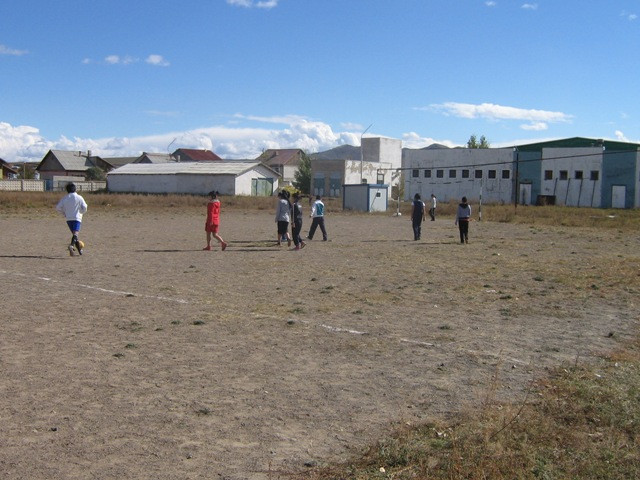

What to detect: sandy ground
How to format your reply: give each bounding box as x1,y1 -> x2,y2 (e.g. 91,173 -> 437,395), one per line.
0,208 -> 638,479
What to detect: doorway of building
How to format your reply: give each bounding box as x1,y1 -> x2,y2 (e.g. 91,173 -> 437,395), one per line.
519,183 -> 532,206
611,185 -> 626,208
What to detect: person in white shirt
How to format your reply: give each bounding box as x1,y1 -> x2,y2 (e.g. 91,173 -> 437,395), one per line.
56,183 -> 88,256
429,194 -> 437,221
307,195 -> 328,241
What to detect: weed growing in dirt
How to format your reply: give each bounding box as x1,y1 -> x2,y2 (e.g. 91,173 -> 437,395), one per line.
299,339 -> 640,480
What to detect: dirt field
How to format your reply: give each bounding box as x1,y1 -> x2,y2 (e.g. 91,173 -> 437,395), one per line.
1,207 -> 638,479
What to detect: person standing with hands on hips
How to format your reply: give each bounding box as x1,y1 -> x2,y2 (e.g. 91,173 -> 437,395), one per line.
455,196 -> 471,244
56,182 -> 87,256
307,195 -> 328,241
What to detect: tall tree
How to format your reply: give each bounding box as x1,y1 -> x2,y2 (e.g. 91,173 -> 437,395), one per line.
293,152 -> 312,194
466,134 -> 490,149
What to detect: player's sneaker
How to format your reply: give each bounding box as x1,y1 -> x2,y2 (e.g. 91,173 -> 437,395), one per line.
203,246 -> 211,251
221,242 -> 227,251
68,244 -> 75,256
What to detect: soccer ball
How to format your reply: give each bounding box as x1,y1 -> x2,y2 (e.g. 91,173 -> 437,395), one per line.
77,240 -> 85,250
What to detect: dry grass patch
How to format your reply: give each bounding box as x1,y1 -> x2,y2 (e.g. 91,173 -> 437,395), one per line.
298,338 -> 640,480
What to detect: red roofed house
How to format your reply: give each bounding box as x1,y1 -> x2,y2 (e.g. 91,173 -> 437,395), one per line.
172,148 -> 222,162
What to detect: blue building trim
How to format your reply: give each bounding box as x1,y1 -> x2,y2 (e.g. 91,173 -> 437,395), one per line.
602,150 -> 636,208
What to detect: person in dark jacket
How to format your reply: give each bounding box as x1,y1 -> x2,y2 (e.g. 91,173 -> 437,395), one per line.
410,193 -> 426,240
291,192 -> 306,250
455,196 -> 472,244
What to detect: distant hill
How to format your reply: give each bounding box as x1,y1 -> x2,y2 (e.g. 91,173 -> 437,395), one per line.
422,143 -> 450,150
312,144 -> 361,160
402,143 -> 450,152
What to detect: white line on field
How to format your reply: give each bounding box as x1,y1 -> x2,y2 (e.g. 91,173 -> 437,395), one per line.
0,269 -> 189,304
320,324 -> 367,335
0,269 -> 530,365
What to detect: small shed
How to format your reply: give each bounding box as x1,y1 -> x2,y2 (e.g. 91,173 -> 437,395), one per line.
107,161 -> 280,196
342,183 -> 389,212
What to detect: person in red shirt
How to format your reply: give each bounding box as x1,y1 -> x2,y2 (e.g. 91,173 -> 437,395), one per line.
203,191 -> 228,251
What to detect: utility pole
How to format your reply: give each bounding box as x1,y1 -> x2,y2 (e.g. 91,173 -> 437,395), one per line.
359,123 -> 373,183
514,147 -> 519,213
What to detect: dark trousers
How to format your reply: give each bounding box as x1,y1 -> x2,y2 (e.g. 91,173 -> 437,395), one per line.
458,220 -> 469,243
308,217 -> 327,240
412,219 -> 422,240
292,219 -> 303,246
429,207 -> 435,221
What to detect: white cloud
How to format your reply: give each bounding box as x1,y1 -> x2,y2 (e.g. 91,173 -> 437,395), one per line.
341,122 -> 365,132
620,11 -> 638,21
0,122 -> 53,163
227,0 -> 278,8
0,44 -> 28,56
520,122 -> 548,131
485,1 -> 497,7
104,55 -> 138,65
96,54 -> 166,66
0,115 -> 363,163
521,3 -> 538,10
427,102 -> 573,127
615,130 -> 628,142
146,54 -> 170,67
256,0 -> 278,7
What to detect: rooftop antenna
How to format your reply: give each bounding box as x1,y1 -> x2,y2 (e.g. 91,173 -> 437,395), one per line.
359,123 -> 373,183
167,137 -> 177,161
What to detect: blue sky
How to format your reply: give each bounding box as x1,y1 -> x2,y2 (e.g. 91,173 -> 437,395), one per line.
1,0 -> 639,162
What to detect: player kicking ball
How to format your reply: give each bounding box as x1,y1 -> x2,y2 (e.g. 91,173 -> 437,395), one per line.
56,183 -> 88,256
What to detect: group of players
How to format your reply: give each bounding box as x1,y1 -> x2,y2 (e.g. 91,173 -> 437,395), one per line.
56,184 -> 472,257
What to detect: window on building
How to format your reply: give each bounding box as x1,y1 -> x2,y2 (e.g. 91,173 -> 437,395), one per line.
575,170 -> 583,180
544,170 -> 553,180
449,169 -> 456,178
502,170 -> 510,179
559,170 -> 568,180
412,169 -> 419,178
436,169 -> 444,178
475,170 -> 483,179
424,169 -> 431,178
462,169 -> 470,178
488,170 -> 497,179
590,170 -> 599,181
